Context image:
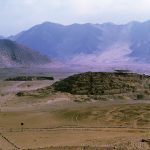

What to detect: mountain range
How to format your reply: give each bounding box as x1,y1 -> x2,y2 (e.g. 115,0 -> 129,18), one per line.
0,36 -> 4,39
0,39 -> 50,67
8,20 -> 150,65
0,20 -> 150,68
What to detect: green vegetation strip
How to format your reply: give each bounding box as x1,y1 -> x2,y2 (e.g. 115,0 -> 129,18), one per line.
5,76 -> 54,81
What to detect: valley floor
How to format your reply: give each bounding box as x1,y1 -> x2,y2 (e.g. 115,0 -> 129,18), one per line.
0,75 -> 150,150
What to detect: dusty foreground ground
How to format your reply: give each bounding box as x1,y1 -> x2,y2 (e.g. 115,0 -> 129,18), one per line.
1,79 -> 150,150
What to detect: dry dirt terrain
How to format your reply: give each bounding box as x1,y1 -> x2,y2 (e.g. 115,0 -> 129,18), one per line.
1,71 -> 150,150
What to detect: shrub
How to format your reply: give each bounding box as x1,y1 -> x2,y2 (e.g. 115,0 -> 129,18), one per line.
136,94 -> 145,100
16,92 -> 25,96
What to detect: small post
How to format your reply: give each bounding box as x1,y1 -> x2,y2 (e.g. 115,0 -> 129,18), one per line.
21,122 -> 24,132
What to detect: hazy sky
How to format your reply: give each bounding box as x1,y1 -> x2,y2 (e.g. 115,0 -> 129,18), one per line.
1,0 -> 150,36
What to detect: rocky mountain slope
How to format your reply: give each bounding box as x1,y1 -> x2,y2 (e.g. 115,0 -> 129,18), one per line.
0,39 -> 50,67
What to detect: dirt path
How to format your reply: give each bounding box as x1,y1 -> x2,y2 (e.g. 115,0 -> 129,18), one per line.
1,126 -> 150,132
0,132 -> 20,149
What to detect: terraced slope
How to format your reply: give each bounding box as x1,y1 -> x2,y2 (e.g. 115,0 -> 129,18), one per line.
52,72 -> 150,100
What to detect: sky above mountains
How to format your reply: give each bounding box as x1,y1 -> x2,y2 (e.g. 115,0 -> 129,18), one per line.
0,0 -> 150,36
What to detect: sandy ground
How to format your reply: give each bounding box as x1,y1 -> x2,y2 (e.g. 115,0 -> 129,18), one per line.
0,80 -> 150,149
1,128 -> 150,149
